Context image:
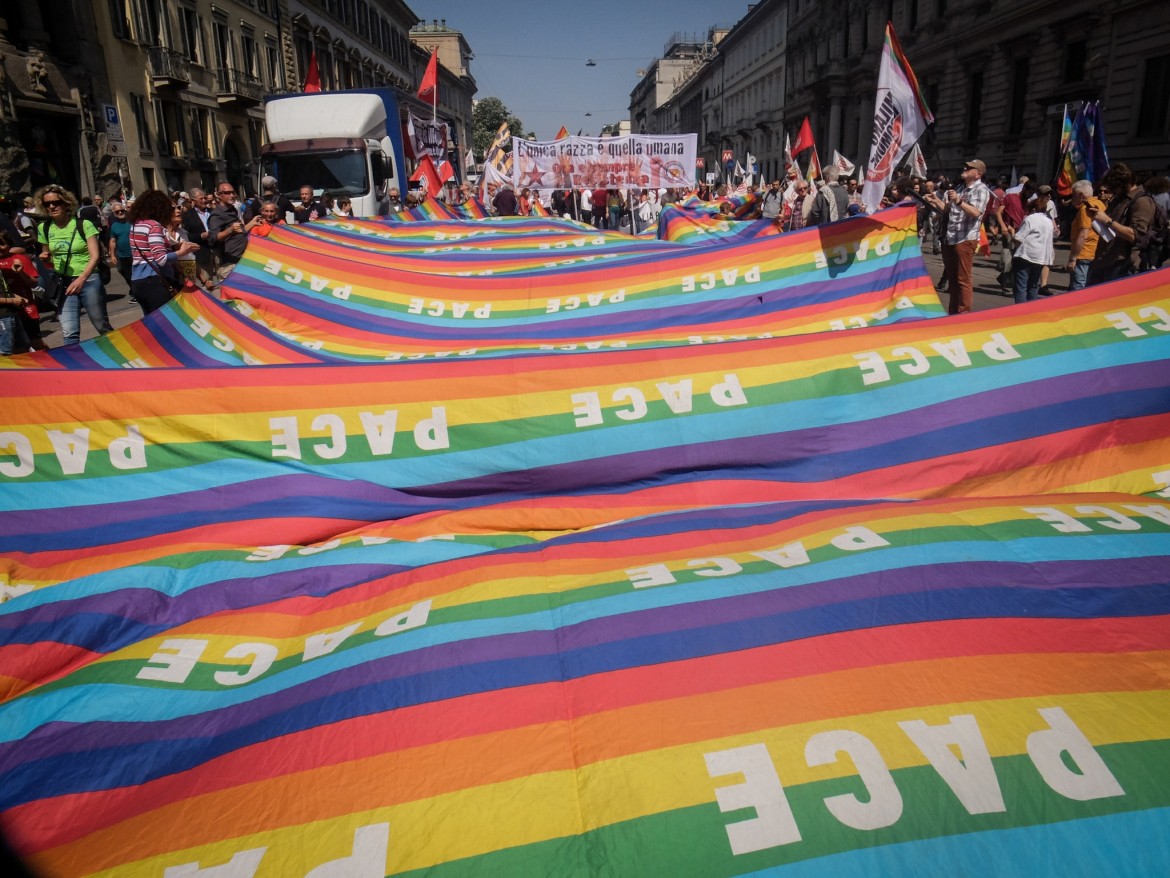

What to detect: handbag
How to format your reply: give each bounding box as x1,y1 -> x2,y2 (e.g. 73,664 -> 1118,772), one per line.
41,218 -> 81,311
46,272 -> 69,312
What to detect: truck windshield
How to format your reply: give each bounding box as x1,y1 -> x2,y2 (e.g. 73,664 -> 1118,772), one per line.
262,149 -> 369,197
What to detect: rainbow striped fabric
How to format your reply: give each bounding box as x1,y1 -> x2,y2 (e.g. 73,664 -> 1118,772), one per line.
1,205 -> 1169,877
5,206 -> 941,368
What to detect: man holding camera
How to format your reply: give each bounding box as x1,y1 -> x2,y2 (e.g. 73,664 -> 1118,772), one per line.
924,159 -> 990,315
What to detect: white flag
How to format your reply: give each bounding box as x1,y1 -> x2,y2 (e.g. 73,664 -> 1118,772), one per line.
861,23 -> 935,212
783,134 -> 794,173
907,142 -> 928,178
833,150 -> 856,175
734,160 -> 745,178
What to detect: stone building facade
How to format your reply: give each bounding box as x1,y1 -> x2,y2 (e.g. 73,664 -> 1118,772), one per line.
0,0 -> 479,203
637,0 -> 1170,185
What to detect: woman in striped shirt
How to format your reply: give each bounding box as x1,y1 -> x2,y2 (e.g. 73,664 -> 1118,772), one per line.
127,190 -> 199,314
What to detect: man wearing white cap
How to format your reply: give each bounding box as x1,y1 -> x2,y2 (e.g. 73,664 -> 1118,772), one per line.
924,158 -> 990,315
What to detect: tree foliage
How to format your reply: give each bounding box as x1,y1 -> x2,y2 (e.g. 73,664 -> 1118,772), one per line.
472,96 -> 526,159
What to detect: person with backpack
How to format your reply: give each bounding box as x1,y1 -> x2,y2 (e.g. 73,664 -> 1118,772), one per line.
1138,175 -> 1170,271
34,184 -> 112,346
1086,163 -> 1160,285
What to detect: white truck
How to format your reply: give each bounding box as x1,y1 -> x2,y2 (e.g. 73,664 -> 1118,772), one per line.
260,88 -> 408,217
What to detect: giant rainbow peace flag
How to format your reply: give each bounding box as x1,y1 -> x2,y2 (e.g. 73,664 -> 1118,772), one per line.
1,202 -> 1169,877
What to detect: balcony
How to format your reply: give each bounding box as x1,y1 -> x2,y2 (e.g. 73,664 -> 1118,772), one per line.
215,67 -> 264,105
148,46 -> 190,88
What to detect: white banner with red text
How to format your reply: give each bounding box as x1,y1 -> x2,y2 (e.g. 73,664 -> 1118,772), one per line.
513,134 -> 698,191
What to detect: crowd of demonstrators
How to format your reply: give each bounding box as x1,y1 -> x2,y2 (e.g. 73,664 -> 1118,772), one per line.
0,174 -> 364,353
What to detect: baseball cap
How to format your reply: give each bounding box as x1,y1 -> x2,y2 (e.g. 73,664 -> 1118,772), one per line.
1036,184 -> 1053,195
964,159 -> 986,174
261,175 -> 279,189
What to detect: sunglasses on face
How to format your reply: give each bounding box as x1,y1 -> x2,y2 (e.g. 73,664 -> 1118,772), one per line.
43,199 -> 64,207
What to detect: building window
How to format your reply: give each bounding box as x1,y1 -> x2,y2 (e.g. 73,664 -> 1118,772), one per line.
357,1 -> 368,38
109,0 -> 132,39
130,92 -> 152,155
266,39 -> 283,90
207,111 -> 219,158
1136,54 -> 1170,139
188,107 -> 207,158
241,28 -> 258,77
212,18 -> 231,70
178,5 -> 201,63
966,71 -> 983,142
1063,40 -> 1087,84
153,100 -> 169,154
139,0 -> 168,47
1007,58 -> 1029,135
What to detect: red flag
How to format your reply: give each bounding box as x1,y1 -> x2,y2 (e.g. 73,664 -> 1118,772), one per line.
303,51 -> 321,93
417,49 -> 439,103
410,154 -> 442,196
554,126 -> 569,140
792,116 -> 814,155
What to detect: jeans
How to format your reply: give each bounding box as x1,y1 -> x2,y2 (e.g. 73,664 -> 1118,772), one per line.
59,273 -> 112,346
1068,259 -> 1091,291
0,314 -> 29,355
1012,257 -> 1044,304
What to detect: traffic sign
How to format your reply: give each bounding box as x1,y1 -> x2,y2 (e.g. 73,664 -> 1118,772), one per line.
103,104 -> 124,143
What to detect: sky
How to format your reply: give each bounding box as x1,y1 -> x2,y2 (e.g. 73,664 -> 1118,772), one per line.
409,0 -> 751,141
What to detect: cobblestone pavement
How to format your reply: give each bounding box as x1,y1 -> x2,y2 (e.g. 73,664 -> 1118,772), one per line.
37,235 -> 1075,348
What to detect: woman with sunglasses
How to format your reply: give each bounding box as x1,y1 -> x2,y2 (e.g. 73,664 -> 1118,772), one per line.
33,184 -> 112,345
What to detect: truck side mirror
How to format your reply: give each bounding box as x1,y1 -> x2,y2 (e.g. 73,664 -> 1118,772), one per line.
371,152 -> 388,198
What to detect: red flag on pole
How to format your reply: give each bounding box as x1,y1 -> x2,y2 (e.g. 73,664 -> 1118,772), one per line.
410,154 -> 442,196
417,49 -> 439,104
792,116 -> 814,155
554,126 -> 569,140
303,50 -> 321,93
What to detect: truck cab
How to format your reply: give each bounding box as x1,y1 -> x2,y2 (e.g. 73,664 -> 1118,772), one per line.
260,89 -> 407,218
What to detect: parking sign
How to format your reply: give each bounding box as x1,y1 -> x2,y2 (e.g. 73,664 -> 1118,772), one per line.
103,104 -> 124,143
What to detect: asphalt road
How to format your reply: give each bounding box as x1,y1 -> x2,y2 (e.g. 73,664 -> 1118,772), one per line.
37,237 -> 1068,348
